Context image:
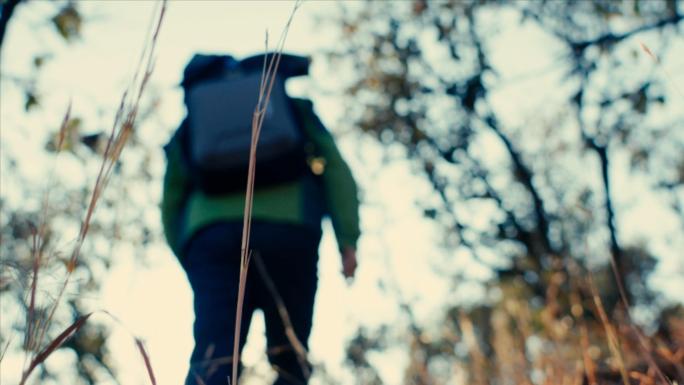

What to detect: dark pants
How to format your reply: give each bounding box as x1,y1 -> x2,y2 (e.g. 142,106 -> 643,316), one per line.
181,222 -> 321,385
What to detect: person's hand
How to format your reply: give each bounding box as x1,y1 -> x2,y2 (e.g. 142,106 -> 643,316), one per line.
341,246 -> 358,282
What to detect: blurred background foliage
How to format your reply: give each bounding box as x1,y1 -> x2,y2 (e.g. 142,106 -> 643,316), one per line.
324,0 -> 683,383
1,0 -> 683,384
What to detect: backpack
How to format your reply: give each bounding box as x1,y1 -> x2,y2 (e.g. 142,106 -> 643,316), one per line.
179,53 -> 312,194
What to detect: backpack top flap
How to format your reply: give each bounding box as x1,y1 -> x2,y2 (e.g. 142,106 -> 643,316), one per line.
187,72 -> 302,170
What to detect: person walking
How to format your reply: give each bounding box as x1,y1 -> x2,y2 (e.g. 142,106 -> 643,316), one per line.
161,53 -> 360,385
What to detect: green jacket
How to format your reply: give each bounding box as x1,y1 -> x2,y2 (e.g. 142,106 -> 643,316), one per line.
161,98 -> 360,258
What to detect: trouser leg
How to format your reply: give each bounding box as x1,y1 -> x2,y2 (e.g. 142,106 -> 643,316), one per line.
262,270 -> 317,385
250,223 -> 321,385
182,224 -> 254,385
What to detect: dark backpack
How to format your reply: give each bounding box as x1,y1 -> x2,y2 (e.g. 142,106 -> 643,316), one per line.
179,53 -> 311,194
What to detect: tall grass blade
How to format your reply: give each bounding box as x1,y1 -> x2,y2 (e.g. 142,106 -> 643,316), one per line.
639,41 -> 684,99
0,337 -> 12,364
589,279 -> 631,385
135,338 -> 157,385
26,104 -> 72,352
230,2 -> 301,384
24,1 -> 167,379
20,313 -> 93,385
459,311 -> 487,385
253,252 -> 311,379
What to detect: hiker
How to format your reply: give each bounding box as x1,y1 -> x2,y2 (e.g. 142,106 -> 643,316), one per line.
161,53 -> 360,385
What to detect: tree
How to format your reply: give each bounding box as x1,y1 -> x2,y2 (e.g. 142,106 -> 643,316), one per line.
326,1 -> 683,383
1,2 -> 164,384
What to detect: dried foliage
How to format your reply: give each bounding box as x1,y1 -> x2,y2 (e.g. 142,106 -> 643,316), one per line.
1,2 -> 166,384
329,1 -> 684,384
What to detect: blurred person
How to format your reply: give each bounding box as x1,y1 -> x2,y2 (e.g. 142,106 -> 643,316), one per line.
161,53 -> 360,385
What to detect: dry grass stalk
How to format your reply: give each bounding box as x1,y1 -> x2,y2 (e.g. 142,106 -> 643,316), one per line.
231,2 -> 302,384
572,290 -> 598,385
16,2 -> 167,384
253,252 -> 311,379
639,41 -> 683,99
459,311 -> 488,385
492,303 -> 533,385
0,338 -> 11,364
20,312 -> 94,384
25,103 -> 72,354
491,308 -> 516,384
136,338 -> 157,385
589,278 -> 631,385
586,270 -> 672,385
542,272 -> 586,384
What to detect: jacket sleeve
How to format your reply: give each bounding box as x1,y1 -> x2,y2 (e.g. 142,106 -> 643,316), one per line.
294,99 -> 361,251
160,128 -> 191,257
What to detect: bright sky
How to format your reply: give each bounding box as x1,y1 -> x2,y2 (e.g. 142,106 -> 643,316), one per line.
1,2 -> 683,385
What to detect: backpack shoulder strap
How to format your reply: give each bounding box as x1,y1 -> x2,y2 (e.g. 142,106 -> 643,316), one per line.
164,119 -> 192,170
289,98 -> 329,136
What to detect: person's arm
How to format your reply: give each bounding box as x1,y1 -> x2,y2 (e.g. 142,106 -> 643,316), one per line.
160,128 -> 191,257
341,246 -> 358,280
293,99 -> 361,278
